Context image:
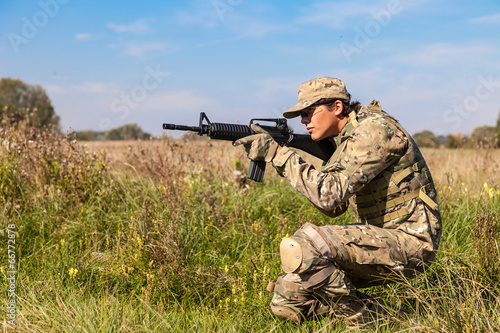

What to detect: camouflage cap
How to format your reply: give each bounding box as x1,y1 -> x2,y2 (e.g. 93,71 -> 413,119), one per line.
283,77 -> 351,119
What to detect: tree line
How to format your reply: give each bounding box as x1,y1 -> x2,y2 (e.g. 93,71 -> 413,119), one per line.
0,77 -> 60,131
1,77 -> 498,146
0,77 -> 151,141
74,123 -> 151,141
413,111 -> 500,149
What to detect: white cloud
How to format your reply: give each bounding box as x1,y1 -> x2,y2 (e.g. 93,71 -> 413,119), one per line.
469,13 -> 500,24
295,0 -> 425,29
125,41 -> 177,58
296,2 -> 379,29
107,41 -> 179,58
331,66 -> 500,136
45,82 -> 119,95
75,33 -> 92,41
104,90 -> 222,135
107,19 -> 152,33
45,84 -> 66,94
173,10 -> 219,28
388,42 -> 500,68
173,3 -> 285,39
71,82 -> 120,94
254,76 -> 298,104
141,90 -> 220,112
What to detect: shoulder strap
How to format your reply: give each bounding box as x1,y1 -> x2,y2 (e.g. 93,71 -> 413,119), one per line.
367,99 -> 382,112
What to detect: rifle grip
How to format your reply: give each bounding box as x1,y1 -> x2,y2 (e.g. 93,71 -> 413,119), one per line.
247,160 -> 266,182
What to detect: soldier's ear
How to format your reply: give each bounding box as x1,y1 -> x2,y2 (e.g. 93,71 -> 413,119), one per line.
333,100 -> 343,116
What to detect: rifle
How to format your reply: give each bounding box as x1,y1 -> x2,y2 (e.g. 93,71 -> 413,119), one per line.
163,112 -> 335,182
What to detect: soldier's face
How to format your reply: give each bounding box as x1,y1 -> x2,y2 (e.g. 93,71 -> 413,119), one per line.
300,102 -> 346,141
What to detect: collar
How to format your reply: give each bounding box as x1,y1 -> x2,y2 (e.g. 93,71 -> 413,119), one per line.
334,111 -> 359,146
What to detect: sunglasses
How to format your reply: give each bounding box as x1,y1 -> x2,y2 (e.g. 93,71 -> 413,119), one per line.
299,107 -> 322,119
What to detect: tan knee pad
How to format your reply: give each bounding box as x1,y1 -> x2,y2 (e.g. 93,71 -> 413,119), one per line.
271,305 -> 301,323
280,237 -> 303,273
279,233 -> 330,279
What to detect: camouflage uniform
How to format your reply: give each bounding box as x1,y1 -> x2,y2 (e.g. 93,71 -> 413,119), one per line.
267,78 -> 442,323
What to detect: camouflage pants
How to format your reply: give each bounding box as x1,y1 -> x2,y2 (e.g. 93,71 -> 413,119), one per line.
270,222 -> 429,322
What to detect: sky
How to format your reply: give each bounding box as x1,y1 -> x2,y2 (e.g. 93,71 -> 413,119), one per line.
1,0 -> 500,137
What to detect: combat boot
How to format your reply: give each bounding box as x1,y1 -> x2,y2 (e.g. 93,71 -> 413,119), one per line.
344,291 -> 413,327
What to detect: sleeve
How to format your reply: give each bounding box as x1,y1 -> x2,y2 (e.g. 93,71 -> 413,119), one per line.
272,119 -> 407,216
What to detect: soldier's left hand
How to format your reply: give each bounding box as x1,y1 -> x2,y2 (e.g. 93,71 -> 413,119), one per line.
233,124 -> 279,162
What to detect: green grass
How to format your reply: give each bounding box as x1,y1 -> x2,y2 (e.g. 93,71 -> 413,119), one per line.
1,123 -> 500,332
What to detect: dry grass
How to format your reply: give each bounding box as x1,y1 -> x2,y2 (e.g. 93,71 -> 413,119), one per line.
422,148 -> 500,192
82,139 -> 249,180
82,140 -> 500,193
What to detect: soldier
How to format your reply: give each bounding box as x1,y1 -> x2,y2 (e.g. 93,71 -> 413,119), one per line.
234,77 -> 442,325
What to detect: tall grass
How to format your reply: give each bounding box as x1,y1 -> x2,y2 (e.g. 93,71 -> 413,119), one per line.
1,120 -> 500,332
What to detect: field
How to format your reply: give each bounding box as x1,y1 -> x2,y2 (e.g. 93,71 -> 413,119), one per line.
2,123 -> 500,332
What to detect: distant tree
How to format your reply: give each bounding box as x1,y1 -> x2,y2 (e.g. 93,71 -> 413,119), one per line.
444,135 -> 458,149
412,130 -> 441,148
0,77 -> 60,131
75,130 -> 105,141
181,131 -> 208,141
496,109 -> 500,144
445,133 -> 469,149
497,108 -> 500,129
103,123 -> 151,141
471,126 -> 498,148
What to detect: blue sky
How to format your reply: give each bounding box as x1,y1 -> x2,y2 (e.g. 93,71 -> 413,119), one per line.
1,0 -> 499,137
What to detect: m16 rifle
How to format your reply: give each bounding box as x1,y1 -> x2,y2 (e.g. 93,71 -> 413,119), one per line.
163,112 -> 336,182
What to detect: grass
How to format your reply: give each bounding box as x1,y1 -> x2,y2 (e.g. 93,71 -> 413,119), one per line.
1,120 -> 500,332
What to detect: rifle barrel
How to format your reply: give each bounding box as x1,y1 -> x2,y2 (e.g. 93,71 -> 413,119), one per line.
162,123 -> 201,132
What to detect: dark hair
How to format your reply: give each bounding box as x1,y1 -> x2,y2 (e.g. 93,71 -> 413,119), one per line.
312,98 -> 361,117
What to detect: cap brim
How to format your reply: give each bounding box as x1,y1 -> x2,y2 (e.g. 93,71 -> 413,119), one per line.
282,103 -> 309,119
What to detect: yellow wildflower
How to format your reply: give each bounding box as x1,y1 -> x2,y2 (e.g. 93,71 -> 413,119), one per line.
68,268 -> 78,278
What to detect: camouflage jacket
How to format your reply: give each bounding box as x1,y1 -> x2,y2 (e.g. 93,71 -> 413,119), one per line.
272,100 -> 442,255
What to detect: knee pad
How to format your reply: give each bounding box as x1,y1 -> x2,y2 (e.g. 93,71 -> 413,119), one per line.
271,305 -> 301,323
279,224 -> 332,274
280,237 -> 303,273
280,223 -> 340,289
280,234 -> 326,274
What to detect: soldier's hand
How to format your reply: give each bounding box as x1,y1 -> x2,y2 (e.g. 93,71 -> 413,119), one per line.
233,124 -> 279,162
